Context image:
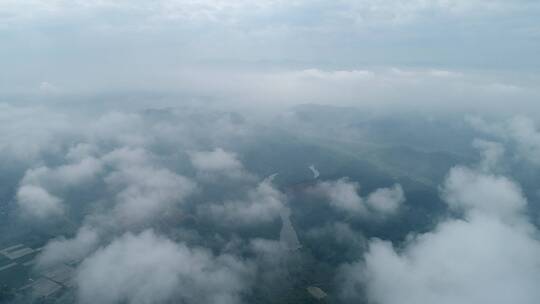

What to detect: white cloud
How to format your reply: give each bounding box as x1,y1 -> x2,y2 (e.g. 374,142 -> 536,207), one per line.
163,68 -> 539,116
311,178 -> 366,214
441,166 -> 527,221
65,143 -> 100,161
310,178 -> 404,218
507,116 -> 540,165
366,184 -> 405,215
22,157 -> 103,189
103,148 -> 197,226
341,163 -> 540,304
16,184 -> 64,219
15,145 -> 196,227
309,165 -> 320,179
88,112 -> 148,147
199,177 -> 284,226
188,148 -> 253,181
76,230 -> 254,304
354,214 -> 540,304
37,226 -> 100,268
0,103 -> 75,161
472,139 -> 505,172
14,154 -> 104,220
189,148 -> 243,172
468,116 -> 540,165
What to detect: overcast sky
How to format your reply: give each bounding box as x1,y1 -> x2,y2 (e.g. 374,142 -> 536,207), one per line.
1,0 -> 540,114
3,3 -> 540,303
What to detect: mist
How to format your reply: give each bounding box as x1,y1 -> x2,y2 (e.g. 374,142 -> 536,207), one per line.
1,1 -> 540,304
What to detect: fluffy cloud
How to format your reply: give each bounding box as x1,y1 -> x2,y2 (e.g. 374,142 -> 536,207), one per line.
341,163 -> 540,304
109,166 -> 194,225
14,145 -> 198,226
0,103 -> 75,161
189,148 -> 253,181
366,184 -> 405,215
355,215 -> 540,304
21,157 -> 103,189
198,177 -> 284,226
76,230 -> 254,304
190,148 -> 243,172
441,166 -> 527,221
37,226 -> 100,268
16,184 -> 64,219
14,155 -> 103,220
310,178 -> 404,218
468,116 -> 540,165
312,178 -> 367,214
104,149 -> 196,226
472,139 -> 505,172
17,145 -> 196,226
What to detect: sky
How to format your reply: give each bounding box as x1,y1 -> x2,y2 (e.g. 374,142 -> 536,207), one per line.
3,2 -> 540,304
1,0 -> 540,114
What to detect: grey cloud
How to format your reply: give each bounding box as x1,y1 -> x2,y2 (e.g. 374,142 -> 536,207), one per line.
441,166 -> 527,221
311,178 -> 367,215
355,214 -> 540,304
37,226 -> 100,269
104,148 -> 197,227
14,145 -> 196,226
2,0 -> 539,107
189,148 -> 254,181
310,178 -> 405,218
16,184 -> 64,219
153,68 -> 540,117
472,139 -> 505,172
469,116 -> 540,165
76,230 -> 254,304
0,1 -> 539,302
198,177 -> 284,226
0,103 -> 75,162
21,157 -> 103,189
366,184 -> 405,216
341,156 -> 540,304
506,117 -> 540,165
14,155 -> 103,219
189,148 -> 243,172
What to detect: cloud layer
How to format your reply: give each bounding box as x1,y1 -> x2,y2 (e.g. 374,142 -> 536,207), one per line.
341,160 -> 540,304
310,178 -> 405,218
76,230 -> 254,304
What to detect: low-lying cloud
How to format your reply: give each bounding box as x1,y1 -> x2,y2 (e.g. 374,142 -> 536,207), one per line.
341,149 -> 540,304
310,178 -> 405,218
76,230 -> 254,304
